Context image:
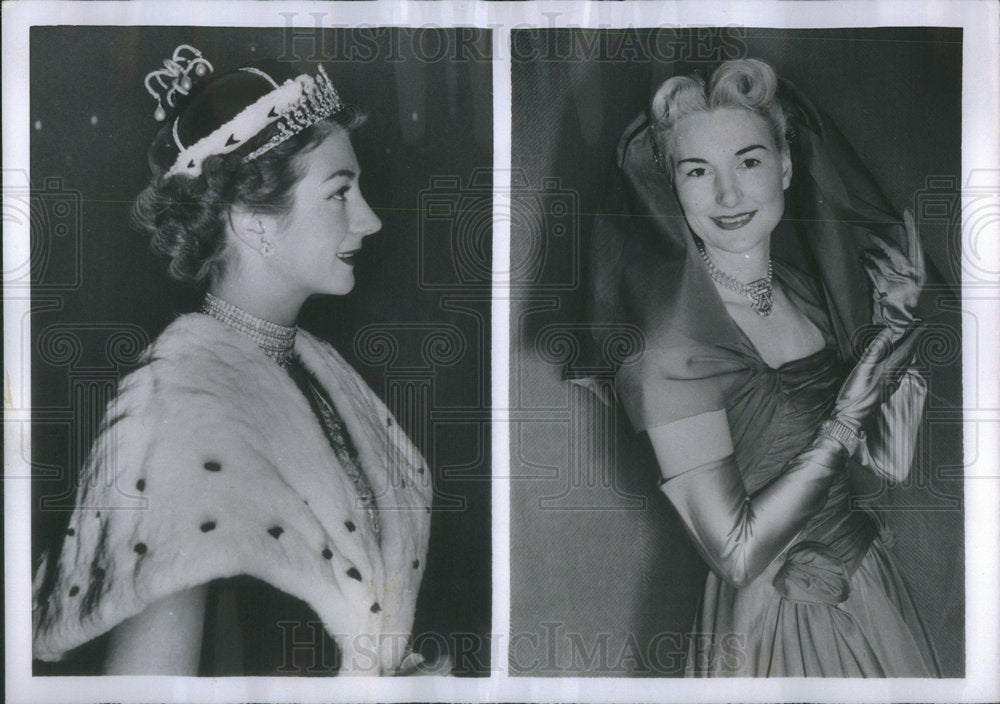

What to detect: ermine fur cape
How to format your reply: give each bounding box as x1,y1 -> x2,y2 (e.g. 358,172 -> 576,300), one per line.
32,314 -> 431,674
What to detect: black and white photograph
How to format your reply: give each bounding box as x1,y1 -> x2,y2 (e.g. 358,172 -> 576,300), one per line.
16,22 -> 491,681
510,26 -> 965,678
4,2 -> 999,704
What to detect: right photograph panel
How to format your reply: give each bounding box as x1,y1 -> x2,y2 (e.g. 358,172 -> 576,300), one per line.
509,27 -> 964,678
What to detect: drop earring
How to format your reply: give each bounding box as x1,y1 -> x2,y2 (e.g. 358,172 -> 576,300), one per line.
252,220 -> 274,257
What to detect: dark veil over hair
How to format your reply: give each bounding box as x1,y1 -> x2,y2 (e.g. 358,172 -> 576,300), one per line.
577,76 -> 944,428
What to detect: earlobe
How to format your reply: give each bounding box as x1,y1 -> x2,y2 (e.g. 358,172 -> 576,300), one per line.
781,151 -> 793,190
228,206 -> 271,252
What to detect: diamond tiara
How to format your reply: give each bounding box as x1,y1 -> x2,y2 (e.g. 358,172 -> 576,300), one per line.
244,65 -> 344,162
163,62 -> 345,179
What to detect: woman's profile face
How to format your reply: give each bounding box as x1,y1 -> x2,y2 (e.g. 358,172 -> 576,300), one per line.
264,127 -> 382,297
670,107 -> 791,257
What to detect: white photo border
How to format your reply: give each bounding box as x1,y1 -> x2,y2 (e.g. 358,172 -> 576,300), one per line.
4,1 -> 998,703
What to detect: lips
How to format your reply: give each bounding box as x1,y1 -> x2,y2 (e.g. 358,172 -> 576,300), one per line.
336,248 -> 361,266
711,211 -> 756,230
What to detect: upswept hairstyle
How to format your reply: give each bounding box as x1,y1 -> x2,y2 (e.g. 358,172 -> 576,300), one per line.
130,64 -> 365,286
649,58 -> 792,179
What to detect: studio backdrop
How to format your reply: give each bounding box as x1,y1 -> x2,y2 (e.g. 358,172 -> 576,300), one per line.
509,27 -> 964,677
28,25 -> 493,676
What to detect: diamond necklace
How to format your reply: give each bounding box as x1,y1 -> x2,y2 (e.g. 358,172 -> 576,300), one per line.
201,292 -> 297,367
695,240 -> 774,317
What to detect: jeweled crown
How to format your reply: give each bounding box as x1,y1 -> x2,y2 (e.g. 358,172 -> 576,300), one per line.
144,45 -> 346,178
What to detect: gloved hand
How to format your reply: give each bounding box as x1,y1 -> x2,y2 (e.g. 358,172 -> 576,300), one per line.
659,325 -> 922,587
863,209 -> 926,337
831,323 -> 923,436
855,365 -> 927,484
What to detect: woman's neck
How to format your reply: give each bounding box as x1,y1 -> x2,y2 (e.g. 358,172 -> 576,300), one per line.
208,278 -> 305,327
699,238 -> 771,283
201,292 -> 298,367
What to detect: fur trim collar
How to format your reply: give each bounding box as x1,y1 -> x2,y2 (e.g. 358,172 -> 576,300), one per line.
33,314 -> 431,674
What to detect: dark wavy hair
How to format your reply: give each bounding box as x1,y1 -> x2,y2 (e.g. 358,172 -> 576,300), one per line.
130,83 -> 365,285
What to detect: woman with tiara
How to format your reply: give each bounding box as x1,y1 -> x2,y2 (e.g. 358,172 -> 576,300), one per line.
586,58 -> 940,676
31,45 -> 432,676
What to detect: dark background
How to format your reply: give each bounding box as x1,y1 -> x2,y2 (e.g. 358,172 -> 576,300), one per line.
29,25 -> 492,675
510,27 -> 964,676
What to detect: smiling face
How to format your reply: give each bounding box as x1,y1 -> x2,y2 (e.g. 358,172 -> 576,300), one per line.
263,126 -> 382,298
671,107 -> 791,258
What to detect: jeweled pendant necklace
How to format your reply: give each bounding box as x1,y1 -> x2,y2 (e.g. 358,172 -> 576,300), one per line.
695,240 -> 774,317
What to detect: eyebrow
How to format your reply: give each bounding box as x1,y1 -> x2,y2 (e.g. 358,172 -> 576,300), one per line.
675,144 -> 769,166
322,169 -> 357,182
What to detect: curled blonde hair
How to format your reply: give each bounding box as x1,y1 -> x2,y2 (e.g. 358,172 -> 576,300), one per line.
650,59 -> 791,178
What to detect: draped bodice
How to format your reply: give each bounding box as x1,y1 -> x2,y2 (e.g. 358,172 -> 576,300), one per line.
724,264 -> 880,590
727,342 -> 842,494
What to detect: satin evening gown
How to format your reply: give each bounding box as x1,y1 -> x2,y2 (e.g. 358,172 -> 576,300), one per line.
684,261 -> 939,677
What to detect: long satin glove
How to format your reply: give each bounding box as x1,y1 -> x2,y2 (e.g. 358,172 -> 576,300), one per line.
659,325 -> 921,588
855,365 -> 928,483
859,210 -> 929,482
863,209 -> 926,338
660,438 -> 846,588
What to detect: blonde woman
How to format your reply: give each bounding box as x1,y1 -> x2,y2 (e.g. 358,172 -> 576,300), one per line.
608,59 -> 938,676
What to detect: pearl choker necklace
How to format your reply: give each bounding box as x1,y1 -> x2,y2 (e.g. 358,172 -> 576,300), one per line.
201,292 -> 297,367
695,240 -> 774,317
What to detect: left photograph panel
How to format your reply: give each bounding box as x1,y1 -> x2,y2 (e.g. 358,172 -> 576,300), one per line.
25,25 -> 492,677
